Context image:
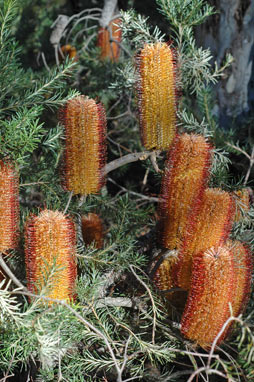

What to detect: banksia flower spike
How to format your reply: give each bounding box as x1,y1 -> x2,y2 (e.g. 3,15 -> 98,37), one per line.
176,188 -> 235,290
151,250 -> 179,295
59,44 -> 78,62
25,210 -> 77,302
97,18 -> 122,62
159,134 -> 212,251
136,42 -> 178,150
180,241 -> 253,348
180,246 -> 235,348
61,95 -> 107,195
233,188 -> 250,222
0,160 -> 19,253
81,213 -> 104,249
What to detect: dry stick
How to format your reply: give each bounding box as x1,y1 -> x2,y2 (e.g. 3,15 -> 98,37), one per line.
108,177 -> 159,203
104,151 -> 151,174
64,191 -> 73,214
244,145 -> 254,185
0,254 -> 27,291
129,265 -> 157,345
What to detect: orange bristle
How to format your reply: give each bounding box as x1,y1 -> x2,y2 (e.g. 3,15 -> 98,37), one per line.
97,18 -> 122,62
81,213 -> 104,249
151,250 -> 179,294
136,42 -> 178,150
176,188 -> 235,290
180,246 -> 235,348
0,160 -> 19,253
25,210 -> 77,302
61,95 -> 107,195
159,134 -> 212,251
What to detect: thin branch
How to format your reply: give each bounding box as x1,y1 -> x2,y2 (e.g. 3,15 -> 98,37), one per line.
129,265 -> 157,345
64,191 -> 73,214
104,151 -> 154,174
244,145 -> 254,185
226,142 -> 251,160
108,177 -> 159,202
0,254 -> 27,291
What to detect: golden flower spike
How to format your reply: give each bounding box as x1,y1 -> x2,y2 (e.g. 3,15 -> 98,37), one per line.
25,210 -> 77,303
159,134 -> 212,251
0,160 -> 19,253
180,246 -> 235,348
81,213 -> 104,249
136,42 -> 178,150
59,45 -> 78,62
176,188 -> 235,290
97,18 -> 122,62
61,95 -> 107,195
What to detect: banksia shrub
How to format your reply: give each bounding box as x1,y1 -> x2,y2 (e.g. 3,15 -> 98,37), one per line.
180,246 -> 235,348
233,188 -> 250,221
81,213 -> 104,249
97,18 -> 121,62
159,134 -> 212,251
176,188 -> 235,290
25,210 -> 77,302
180,241 -> 252,348
136,42 -> 178,150
61,95 -> 107,195
0,160 -> 19,253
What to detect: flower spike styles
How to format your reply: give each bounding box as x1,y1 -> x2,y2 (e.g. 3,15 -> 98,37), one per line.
176,188 -> 235,290
25,210 -> 77,303
81,213 -> 104,249
136,42 -> 178,150
0,160 -> 19,253
97,18 -> 122,62
61,95 -> 107,195
159,134 -> 212,251
180,246 -> 235,348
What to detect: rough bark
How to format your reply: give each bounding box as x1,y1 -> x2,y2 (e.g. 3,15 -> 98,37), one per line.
196,0 -> 254,118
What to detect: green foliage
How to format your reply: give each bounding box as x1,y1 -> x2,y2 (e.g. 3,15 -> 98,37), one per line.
0,0 -> 253,381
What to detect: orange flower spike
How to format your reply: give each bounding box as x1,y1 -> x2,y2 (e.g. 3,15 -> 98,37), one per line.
61,95 -> 107,195
160,134 -> 213,250
177,188 -> 235,290
181,246 -> 235,348
59,45 -> 78,62
151,250 -> 179,293
81,213 -> 104,249
25,210 -> 77,302
136,42 -> 178,150
0,160 -> 19,253
233,188 -> 250,222
97,18 -> 122,62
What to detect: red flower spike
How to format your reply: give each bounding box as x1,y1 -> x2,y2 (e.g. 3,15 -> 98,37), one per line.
60,95 -> 107,195
25,210 -> 77,303
180,246 -> 235,348
136,42 -> 178,150
176,188 -> 235,290
159,133 -> 212,251
97,18 -> 122,62
0,160 -> 19,253
81,213 -> 104,249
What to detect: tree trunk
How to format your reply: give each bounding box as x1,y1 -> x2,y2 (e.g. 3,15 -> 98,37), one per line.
195,0 -> 254,120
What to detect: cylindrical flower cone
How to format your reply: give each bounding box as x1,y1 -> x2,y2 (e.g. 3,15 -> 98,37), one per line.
59,44 -> 78,62
61,95 -> 107,195
159,134 -> 212,251
0,160 -> 19,253
136,42 -> 178,150
151,250 -> 179,294
233,188 -> 250,222
97,18 -> 121,62
25,210 -> 77,302
176,188 -> 235,290
180,246 -> 235,348
81,213 -> 104,249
